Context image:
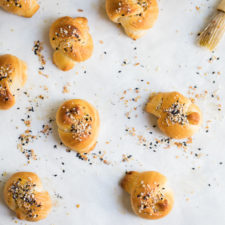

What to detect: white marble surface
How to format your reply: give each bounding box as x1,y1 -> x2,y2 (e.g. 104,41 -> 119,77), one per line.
0,0 -> 225,224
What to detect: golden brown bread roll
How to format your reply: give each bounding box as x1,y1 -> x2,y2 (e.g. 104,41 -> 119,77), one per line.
56,99 -> 100,153
49,16 -> 94,71
121,171 -> 174,220
0,0 -> 39,17
4,172 -> 52,222
145,92 -> 202,139
106,0 -> 159,40
0,54 -> 27,110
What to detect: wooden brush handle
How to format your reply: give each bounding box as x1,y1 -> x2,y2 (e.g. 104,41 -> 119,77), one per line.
218,0 -> 225,12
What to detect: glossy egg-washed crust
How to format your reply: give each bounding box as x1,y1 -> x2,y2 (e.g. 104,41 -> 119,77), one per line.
0,0 -> 39,17
121,171 -> 174,220
145,92 -> 202,139
0,54 -> 27,110
106,0 -> 158,40
4,172 -> 52,222
56,99 -> 100,153
49,16 -> 94,71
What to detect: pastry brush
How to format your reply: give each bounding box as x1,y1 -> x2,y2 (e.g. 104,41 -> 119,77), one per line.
198,0 -> 225,51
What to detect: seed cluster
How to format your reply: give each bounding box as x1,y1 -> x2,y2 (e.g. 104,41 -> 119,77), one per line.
17,131 -> 37,162
0,65 -> 13,81
0,64 -> 14,102
116,0 -> 149,16
137,0 -> 149,9
52,24 -> 81,53
3,0 -> 23,8
137,181 -> 167,215
165,101 -> 188,125
54,25 -> 80,39
8,178 -> 41,219
63,106 -> 93,141
0,86 -> 10,102
74,150 -> 111,165
33,40 -> 46,71
17,94 -> 54,163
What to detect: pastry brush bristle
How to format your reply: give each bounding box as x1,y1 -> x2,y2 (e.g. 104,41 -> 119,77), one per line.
198,11 -> 225,51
